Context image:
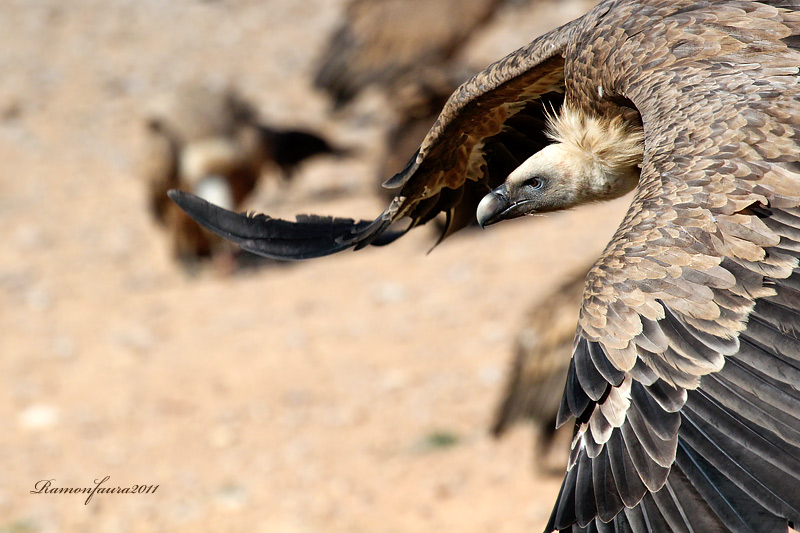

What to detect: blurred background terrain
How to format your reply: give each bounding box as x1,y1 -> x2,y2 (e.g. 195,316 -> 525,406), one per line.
0,0 -> 635,531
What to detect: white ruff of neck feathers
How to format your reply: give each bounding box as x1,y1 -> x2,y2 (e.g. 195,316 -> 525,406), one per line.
545,105 -> 644,198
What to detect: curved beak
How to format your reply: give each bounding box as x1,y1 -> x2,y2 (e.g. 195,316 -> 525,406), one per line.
477,184 -> 534,227
476,186 -> 509,227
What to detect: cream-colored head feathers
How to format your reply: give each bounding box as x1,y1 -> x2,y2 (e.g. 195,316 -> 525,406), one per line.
504,106 -> 644,209
545,105 -> 644,179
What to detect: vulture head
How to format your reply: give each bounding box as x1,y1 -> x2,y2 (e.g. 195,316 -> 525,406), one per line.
477,106 -> 644,226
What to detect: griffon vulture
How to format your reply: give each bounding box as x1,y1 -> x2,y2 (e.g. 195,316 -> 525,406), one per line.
170,1 -> 800,531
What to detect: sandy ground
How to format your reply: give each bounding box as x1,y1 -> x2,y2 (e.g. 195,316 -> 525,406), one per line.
0,1 -> 632,532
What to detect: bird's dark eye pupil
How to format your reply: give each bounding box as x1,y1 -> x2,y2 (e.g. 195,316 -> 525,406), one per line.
525,177 -> 542,189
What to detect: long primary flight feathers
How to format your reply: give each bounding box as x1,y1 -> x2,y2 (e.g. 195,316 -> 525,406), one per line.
170,1 -> 800,531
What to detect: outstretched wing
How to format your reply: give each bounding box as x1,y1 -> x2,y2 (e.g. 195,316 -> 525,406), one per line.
548,2 -> 800,531
169,20 -> 577,260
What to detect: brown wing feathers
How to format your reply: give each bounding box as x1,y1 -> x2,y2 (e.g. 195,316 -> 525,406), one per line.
546,2 -> 800,531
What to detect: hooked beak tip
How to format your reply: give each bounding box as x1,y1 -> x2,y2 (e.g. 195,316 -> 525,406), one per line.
476,190 -> 508,228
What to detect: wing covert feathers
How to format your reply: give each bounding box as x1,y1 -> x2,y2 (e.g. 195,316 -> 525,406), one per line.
549,1 -> 800,531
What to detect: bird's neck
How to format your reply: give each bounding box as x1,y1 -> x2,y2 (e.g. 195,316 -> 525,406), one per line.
548,106 -> 644,202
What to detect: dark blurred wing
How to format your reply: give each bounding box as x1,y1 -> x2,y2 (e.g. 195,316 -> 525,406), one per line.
547,2 -> 800,531
492,267 -> 586,438
314,0 -> 503,106
171,21 -> 577,260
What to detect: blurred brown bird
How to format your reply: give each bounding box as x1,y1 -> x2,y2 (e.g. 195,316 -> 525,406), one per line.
491,266 -> 588,474
314,0 -> 505,109
141,84 -> 348,267
315,0 -> 510,195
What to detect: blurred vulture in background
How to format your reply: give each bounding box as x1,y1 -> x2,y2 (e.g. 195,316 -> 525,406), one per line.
314,0 -> 504,109
171,0 -> 800,531
491,267 -> 589,474
314,0 -> 509,189
141,84 -> 348,267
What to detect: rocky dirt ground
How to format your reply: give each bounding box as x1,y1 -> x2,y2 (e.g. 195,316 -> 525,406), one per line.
0,1 -> 634,531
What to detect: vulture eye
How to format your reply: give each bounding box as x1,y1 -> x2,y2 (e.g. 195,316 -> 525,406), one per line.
524,177 -> 543,189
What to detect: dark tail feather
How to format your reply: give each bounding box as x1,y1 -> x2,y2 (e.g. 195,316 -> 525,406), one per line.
167,190 -> 399,260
